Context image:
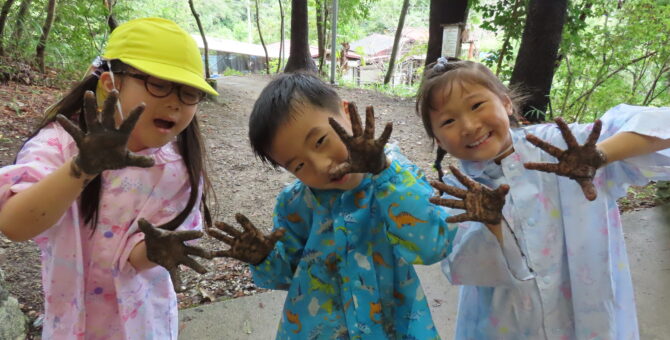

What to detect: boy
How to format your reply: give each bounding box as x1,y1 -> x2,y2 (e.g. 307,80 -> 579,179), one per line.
209,73 -> 457,339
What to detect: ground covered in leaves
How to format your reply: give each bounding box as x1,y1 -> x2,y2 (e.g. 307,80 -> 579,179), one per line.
0,74 -> 667,338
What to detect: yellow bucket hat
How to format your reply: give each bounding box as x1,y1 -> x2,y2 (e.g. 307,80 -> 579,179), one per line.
102,17 -> 218,96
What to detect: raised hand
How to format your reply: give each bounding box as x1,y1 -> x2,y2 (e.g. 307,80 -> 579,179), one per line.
138,218 -> 211,291
207,213 -> 285,265
523,118 -> 607,201
430,165 -> 509,225
328,103 -> 393,178
56,90 -> 154,177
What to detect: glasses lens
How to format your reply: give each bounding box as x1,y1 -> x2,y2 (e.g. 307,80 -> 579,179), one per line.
179,86 -> 205,105
145,76 -> 173,97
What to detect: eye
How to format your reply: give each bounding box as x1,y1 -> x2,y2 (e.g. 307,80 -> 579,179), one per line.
471,101 -> 484,110
315,135 -> 327,147
294,162 -> 304,173
441,118 -> 454,127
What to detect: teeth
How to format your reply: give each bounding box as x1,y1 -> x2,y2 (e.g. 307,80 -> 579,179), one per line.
467,133 -> 490,148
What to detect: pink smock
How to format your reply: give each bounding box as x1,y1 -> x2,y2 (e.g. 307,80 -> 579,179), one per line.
0,122 -> 203,339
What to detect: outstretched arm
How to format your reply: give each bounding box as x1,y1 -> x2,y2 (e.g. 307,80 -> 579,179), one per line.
524,117 -> 670,200
597,131 -> 670,164
430,165 -> 509,244
208,213 -> 285,265
0,91 -> 152,241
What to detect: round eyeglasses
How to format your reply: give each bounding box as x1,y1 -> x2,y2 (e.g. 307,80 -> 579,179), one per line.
119,72 -> 206,105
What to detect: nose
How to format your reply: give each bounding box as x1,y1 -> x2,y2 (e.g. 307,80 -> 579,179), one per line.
165,91 -> 182,110
460,115 -> 481,137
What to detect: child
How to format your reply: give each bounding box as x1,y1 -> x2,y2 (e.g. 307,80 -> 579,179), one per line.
206,72 -> 460,339
416,57 -> 670,339
0,17 -> 218,338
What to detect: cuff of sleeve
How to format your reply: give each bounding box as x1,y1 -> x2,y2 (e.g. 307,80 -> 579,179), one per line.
118,232 -> 146,275
372,159 -> 400,184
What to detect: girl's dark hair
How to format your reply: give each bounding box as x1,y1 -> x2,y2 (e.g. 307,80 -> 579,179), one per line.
17,59 -> 214,231
415,58 -> 527,184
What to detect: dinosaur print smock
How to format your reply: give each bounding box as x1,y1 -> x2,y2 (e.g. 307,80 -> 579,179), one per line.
251,145 -> 457,339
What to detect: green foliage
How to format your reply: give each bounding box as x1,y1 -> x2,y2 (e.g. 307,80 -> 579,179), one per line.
551,0 -> 670,122
222,68 -> 244,76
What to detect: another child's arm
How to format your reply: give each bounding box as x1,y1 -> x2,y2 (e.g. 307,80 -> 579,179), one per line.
0,91 -> 153,241
208,213 -> 285,265
209,207 -> 301,290
430,165 -> 508,244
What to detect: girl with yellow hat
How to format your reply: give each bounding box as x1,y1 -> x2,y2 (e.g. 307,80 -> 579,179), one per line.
0,17 -> 217,338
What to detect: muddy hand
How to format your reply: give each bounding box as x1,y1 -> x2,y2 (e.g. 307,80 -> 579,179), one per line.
523,118 -> 606,201
430,165 -> 509,225
207,213 -> 285,265
138,218 -> 211,291
56,90 -> 154,177
328,103 -> 392,178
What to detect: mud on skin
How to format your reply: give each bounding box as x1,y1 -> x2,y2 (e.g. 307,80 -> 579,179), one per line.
328,103 -> 393,178
56,90 -> 154,177
208,213 -> 285,265
138,218 -> 212,291
524,118 -> 607,201
430,165 -> 509,225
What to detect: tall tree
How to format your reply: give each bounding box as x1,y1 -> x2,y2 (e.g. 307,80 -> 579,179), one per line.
315,0 -> 326,73
188,0 -> 210,78
11,0 -> 32,49
509,0 -> 568,122
35,0 -> 57,73
384,0 -> 410,84
276,0 -> 285,73
284,0 -> 317,73
255,0 -> 270,74
0,0 -> 17,56
425,0 -> 468,66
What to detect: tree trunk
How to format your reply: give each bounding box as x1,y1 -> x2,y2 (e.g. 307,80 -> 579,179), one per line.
315,0 -> 325,73
103,0 -> 117,32
255,0 -> 270,74
425,0 -> 468,66
35,0 -> 56,73
277,0 -> 285,73
0,0 -> 17,56
284,0 -> 317,73
384,0 -> 410,85
509,0 -> 568,122
188,0 -> 210,78
11,0 -> 31,50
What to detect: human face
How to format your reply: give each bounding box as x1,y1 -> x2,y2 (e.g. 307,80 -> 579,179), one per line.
102,70 -> 199,152
429,82 -> 514,162
269,103 -> 365,191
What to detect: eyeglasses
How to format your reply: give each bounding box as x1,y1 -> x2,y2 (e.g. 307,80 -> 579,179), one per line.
118,72 -> 206,105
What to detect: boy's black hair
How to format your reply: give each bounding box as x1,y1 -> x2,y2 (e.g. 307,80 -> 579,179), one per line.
249,72 -> 342,167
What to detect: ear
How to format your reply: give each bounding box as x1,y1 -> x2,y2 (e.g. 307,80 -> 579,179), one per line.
98,72 -> 121,93
434,137 -> 447,152
502,95 -> 513,116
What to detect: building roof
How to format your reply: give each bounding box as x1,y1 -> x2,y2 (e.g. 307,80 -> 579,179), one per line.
191,34 -> 268,57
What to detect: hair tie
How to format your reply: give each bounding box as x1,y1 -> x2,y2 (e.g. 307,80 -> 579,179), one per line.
90,56 -> 109,78
433,57 -> 450,73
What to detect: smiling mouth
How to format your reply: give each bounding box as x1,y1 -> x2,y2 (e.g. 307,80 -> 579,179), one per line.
467,132 -> 492,148
154,119 -> 175,130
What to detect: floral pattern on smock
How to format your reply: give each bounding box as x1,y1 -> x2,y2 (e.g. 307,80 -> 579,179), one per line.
440,104 -> 670,339
251,145 -> 457,340
0,122 -> 202,340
